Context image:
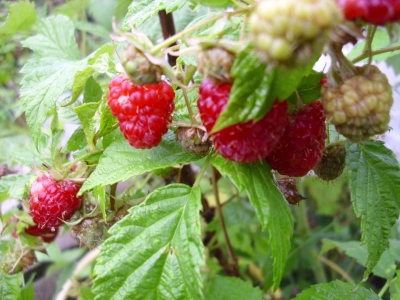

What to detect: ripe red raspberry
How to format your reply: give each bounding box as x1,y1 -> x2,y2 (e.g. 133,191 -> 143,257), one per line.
266,101 -> 326,177
198,78 -> 288,163
336,0 -> 400,25
25,224 -> 59,242
29,176 -> 82,229
108,75 -> 175,149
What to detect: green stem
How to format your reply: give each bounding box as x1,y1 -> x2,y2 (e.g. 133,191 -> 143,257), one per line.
351,45 -> 400,64
193,154 -> 211,187
63,149 -> 103,178
150,8 -> 250,55
211,165 -> 240,277
182,88 -> 197,124
366,26 -> 377,67
296,180 -> 328,283
378,278 -> 397,298
184,65 -> 197,86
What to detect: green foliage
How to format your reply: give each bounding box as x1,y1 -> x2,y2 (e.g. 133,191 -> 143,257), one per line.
212,156 -> 293,289
0,272 -> 23,300
2,1 -> 400,299
0,0 -> 37,44
294,280 -> 381,299
93,184 -> 204,300
346,141 -> 400,277
212,47 -> 275,132
80,132 -> 201,194
122,0 -> 187,30
204,275 -> 263,300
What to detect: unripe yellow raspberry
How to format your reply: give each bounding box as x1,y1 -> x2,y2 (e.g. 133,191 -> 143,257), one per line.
321,65 -> 393,142
249,0 -> 342,67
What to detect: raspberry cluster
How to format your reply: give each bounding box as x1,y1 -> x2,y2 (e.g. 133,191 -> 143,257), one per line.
266,101 -> 327,177
198,78 -> 288,163
26,175 -> 82,242
321,65 -> 393,142
249,0 -> 342,66
336,0 -> 400,25
108,75 -> 175,149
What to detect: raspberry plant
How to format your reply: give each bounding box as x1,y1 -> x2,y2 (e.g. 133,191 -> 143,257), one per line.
1,0 -> 400,299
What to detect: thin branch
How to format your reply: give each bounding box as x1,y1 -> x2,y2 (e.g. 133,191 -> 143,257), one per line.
211,165 -> 240,277
182,89 -> 197,124
318,255 -> 355,284
55,249 -> 100,300
351,44 -> 400,63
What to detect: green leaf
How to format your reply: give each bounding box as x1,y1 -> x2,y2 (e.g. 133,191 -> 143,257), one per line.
19,15 -> 88,146
0,0 -> 37,44
122,0 -> 187,29
93,184 -> 204,300
83,77 -> 102,103
22,15 -> 80,60
73,20 -> 110,40
97,99 -> 118,140
74,102 -> 100,149
294,280 -> 380,299
0,174 -> 33,202
189,0 -> 234,7
212,156 -> 293,289
0,272 -> 23,300
204,275 -> 262,300
267,57 -> 317,103
79,131 -> 201,194
346,141 -> 400,277
93,185 -> 107,221
64,127 -> 86,152
287,72 -> 325,105
70,67 -> 95,104
321,239 -> 396,279
212,48 -> 275,132
54,0 -> 90,20
386,54 -> 400,75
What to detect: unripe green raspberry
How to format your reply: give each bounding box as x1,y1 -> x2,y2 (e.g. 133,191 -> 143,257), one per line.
313,144 -> 346,181
321,65 -> 393,142
249,0 -> 342,67
197,47 -> 235,83
120,44 -> 160,85
175,127 -> 211,156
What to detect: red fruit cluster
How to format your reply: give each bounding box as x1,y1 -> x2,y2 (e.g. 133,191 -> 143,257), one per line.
27,175 -> 82,241
265,101 -> 327,177
337,0 -> 400,25
198,78 -> 288,163
108,75 -> 175,149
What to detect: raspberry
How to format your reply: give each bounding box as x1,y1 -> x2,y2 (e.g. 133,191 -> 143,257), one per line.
198,78 -> 288,163
121,44 -> 160,85
266,101 -> 327,177
29,175 -> 82,229
25,224 -> 59,242
108,75 -> 175,149
336,0 -> 400,25
321,65 -> 393,142
249,0 -> 342,66
277,178 -> 306,205
71,206 -> 129,249
197,47 -> 235,83
314,144 -> 346,181
175,127 -> 211,156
